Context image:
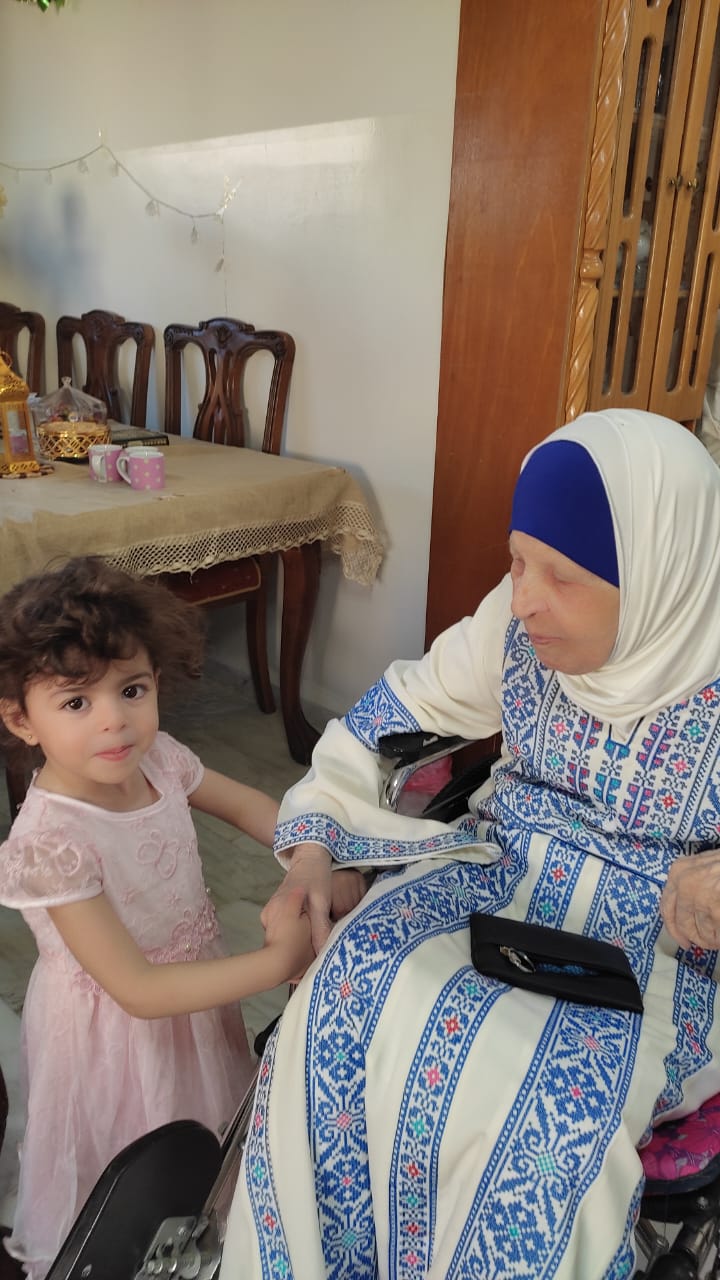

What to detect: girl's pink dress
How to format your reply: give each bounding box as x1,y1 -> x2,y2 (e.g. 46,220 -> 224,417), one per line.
0,731 -> 254,1279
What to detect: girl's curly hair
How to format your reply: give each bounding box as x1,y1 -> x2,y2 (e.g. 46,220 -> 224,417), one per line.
0,557 -> 206,762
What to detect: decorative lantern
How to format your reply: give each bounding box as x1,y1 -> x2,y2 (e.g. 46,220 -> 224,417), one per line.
0,351 -> 41,477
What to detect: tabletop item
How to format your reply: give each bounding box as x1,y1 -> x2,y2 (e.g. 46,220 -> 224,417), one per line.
0,350 -> 42,477
32,377 -> 109,463
110,423 -> 170,449
117,445 -> 165,490
88,442 -> 123,483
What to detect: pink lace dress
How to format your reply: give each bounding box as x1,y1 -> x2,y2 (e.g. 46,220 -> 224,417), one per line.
0,731 -> 254,1279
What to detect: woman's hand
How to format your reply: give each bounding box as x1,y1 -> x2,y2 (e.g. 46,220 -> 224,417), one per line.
261,843 -> 334,955
660,850 -> 720,949
331,869 -> 370,921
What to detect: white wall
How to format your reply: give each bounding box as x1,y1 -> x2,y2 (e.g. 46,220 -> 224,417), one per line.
0,0 -> 460,715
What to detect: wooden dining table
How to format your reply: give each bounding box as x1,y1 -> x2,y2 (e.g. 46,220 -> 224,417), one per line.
0,433 -> 384,766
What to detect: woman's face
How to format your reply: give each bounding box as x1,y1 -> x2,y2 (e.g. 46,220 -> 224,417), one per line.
509,531 -> 620,675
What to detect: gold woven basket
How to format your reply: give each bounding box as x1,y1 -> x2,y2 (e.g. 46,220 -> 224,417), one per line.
36,421 -> 111,462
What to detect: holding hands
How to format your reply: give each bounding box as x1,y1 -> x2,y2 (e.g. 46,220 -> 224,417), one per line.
661,850 -> 720,951
261,843 -> 369,957
262,884 -> 316,984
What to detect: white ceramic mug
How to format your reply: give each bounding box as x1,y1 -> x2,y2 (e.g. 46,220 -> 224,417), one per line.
117,446 -> 165,491
88,442 -> 123,483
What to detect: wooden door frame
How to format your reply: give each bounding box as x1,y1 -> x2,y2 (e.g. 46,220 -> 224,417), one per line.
426,0 -> 628,646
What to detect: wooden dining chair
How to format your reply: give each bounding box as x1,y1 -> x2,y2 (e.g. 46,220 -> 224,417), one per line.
56,309 -> 155,427
163,316 -> 295,451
0,302 -> 45,392
162,317 -> 296,714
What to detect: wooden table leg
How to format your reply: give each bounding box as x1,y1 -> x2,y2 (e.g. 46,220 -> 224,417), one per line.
279,541 -> 322,765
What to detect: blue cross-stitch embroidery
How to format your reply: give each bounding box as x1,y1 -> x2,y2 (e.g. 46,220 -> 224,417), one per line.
245,624 -> 720,1276
344,676 -> 422,751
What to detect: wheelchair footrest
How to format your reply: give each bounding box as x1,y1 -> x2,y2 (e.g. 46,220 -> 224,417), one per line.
135,1214 -> 222,1279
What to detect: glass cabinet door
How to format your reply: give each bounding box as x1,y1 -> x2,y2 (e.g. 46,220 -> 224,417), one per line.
588,0 -> 720,423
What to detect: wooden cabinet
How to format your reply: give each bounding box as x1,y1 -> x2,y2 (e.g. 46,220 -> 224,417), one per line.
427,0 -> 720,645
586,0 -> 720,423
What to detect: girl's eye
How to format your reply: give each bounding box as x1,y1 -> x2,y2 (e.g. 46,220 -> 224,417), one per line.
63,696 -> 87,712
122,684 -> 146,700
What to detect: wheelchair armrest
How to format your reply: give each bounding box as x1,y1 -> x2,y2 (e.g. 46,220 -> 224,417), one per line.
419,755 -> 496,821
377,731 -> 469,765
378,732 -> 499,819
378,733 -> 472,812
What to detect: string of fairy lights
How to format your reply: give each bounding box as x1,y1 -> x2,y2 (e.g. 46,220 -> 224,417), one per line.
0,138 -> 240,246
0,136 -> 239,306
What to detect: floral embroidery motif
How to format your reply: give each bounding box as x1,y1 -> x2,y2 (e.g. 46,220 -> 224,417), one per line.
344,676 -> 421,750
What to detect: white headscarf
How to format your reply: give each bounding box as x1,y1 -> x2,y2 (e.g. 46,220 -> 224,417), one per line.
520,409 -> 720,733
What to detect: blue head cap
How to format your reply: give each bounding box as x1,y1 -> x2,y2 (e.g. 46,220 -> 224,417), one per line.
510,439 -> 619,587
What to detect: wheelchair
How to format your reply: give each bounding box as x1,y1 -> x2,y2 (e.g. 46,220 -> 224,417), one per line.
42,732 -> 720,1279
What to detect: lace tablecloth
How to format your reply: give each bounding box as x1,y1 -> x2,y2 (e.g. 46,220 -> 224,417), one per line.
0,436 -> 384,594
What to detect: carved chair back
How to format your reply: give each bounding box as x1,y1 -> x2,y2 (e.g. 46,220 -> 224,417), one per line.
0,302 -> 45,392
56,309 -> 155,427
163,317 -> 295,454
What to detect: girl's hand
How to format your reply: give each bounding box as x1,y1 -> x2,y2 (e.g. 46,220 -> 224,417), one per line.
331,869 -> 370,921
661,850 -> 720,950
261,843 -> 333,954
262,885 -> 315,984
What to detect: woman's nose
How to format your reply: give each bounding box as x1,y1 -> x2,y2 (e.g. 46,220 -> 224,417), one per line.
511,572 -> 546,620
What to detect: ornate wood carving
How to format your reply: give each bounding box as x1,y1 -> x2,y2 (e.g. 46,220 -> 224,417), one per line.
56,309 -> 155,427
564,0 -> 632,421
163,317 -> 295,452
0,302 -> 45,393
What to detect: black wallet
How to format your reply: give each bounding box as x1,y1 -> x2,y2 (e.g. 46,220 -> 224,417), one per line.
469,913 -> 643,1014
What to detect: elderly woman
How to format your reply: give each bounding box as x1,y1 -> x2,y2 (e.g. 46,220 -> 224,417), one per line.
221,410 -> 720,1280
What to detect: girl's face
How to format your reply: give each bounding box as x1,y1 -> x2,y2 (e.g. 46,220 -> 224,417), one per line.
2,647 -> 159,805
509,531 -> 620,675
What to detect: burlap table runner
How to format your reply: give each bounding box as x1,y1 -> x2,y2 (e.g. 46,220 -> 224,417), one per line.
0,436 -> 385,593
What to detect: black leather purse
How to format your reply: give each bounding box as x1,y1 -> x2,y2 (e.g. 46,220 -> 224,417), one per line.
469,913 -> 643,1014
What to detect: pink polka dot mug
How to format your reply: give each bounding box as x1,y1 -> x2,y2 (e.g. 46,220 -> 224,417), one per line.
117,447 -> 165,491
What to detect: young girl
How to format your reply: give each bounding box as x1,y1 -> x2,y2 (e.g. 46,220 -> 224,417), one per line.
0,556 -> 316,1279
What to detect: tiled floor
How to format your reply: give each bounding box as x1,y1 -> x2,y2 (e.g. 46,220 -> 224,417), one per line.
0,660 -> 329,1228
